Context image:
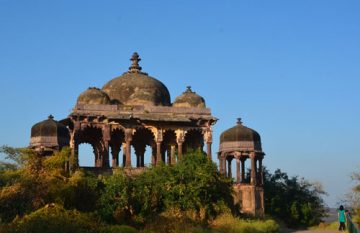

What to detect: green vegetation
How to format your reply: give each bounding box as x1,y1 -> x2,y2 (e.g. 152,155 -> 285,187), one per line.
0,145 -> 325,232
263,168 -> 326,228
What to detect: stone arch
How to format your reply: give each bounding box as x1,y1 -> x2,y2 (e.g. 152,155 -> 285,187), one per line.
75,126 -> 103,167
162,129 -> 177,164
131,127 -> 156,167
109,128 -> 125,167
183,128 -> 204,155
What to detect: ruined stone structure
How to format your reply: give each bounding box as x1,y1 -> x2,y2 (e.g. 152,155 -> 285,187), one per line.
218,118 -> 265,216
29,52 -> 265,216
30,53 -> 216,171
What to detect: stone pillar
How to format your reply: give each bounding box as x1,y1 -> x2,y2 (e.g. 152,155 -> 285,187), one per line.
219,153 -> 227,175
236,156 -> 241,183
176,130 -> 185,160
219,156 -> 222,174
141,153 -> 145,167
95,146 -> 102,167
156,142 -> 162,165
204,129 -> 213,159
170,145 -> 176,165
125,129 -> 133,168
154,129 -> 163,165
206,142 -> 212,159
166,146 -> 170,165
241,158 -> 245,183
259,157 -> 263,185
122,142 -> 126,167
102,140 -> 110,168
177,142 -> 183,160
111,145 -> 120,168
218,153 -> 224,174
227,157 -> 232,178
151,146 -> 156,166
69,124 -> 79,172
134,145 -> 145,168
250,153 -> 256,185
102,125 -> 111,168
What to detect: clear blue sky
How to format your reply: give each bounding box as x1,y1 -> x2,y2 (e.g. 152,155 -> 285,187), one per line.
0,0 -> 359,207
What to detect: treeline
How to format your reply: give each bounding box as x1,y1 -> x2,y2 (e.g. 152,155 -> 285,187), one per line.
0,146 -> 325,232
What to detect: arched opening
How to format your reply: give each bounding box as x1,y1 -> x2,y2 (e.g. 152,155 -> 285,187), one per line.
183,129 -> 204,155
143,145 -> 153,167
75,126 -> 103,167
78,143 -> 95,167
109,128 -> 125,168
162,130 -> 177,164
131,128 -> 155,167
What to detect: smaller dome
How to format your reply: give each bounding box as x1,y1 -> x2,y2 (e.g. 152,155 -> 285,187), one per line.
173,86 -> 206,108
220,118 -> 261,144
30,115 -> 70,151
77,87 -> 111,105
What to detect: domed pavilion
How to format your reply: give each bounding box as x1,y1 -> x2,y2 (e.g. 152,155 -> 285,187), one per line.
29,115 -> 70,156
31,52 -> 216,170
218,118 -> 265,216
29,52 -> 266,216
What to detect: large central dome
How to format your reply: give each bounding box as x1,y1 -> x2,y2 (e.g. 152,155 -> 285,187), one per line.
102,53 -> 171,106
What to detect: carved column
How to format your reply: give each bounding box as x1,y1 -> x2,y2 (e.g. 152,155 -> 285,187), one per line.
227,157 -> 232,178
134,145 -> 145,168
122,142 -> 126,167
156,142 -> 162,165
151,146 -> 156,166
241,158 -> 245,183
154,129 -> 163,165
95,145 -> 102,167
125,129 -> 133,168
218,153 -> 223,174
177,142 -> 183,160
69,120 -> 80,171
176,130 -> 185,160
250,152 -> 257,185
219,152 -> 227,175
204,129 -> 212,159
141,152 -> 145,167
102,124 -> 111,168
170,145 -> 176,165
259,157 -> 263,185
111,145 -> 120,168
236,156 -> 241,183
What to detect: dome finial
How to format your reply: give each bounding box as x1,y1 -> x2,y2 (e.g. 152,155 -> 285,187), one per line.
128,52 -> 142,73
48,114 -> 54,120
237,118 -> 242,125
186,86 -> 193,93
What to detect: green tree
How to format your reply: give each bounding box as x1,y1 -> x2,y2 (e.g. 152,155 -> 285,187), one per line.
264,168 -> 326,227
164,150 -> 233,219
97,151 -> 233,224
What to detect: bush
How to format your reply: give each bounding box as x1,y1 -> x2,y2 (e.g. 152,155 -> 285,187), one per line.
211,213 -> 279,233
5,204 -> 101,233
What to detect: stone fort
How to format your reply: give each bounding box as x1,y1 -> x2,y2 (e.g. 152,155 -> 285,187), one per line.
29,53 -> 265,216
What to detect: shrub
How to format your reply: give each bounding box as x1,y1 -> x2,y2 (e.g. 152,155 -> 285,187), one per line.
211,213 -> 279,233
6,204 -> 101,233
